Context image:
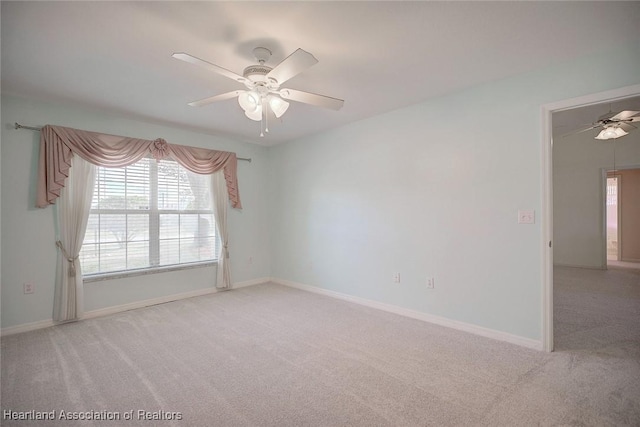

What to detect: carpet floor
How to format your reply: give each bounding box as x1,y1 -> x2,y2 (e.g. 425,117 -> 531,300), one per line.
2,267 -> 639,426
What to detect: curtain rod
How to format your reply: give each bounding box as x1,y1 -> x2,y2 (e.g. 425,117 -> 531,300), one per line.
14,122 -> 252,163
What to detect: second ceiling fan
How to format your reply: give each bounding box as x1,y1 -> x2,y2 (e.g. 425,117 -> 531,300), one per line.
570,110 -> 639,140
173,47 -> 344,136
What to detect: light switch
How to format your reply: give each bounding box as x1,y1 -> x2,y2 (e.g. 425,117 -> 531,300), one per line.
518,209 -> 535,224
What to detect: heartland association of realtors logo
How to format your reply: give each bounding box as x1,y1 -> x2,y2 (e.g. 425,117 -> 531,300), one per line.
3,409 -> 183,421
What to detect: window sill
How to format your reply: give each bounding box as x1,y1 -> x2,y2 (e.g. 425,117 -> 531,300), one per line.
82,261 -> 218,283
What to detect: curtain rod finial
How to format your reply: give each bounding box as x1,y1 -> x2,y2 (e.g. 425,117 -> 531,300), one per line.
15,123 -> 42,131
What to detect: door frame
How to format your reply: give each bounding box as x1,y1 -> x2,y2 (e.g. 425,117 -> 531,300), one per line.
540,83 -> 640,352
604,171 -> 622,265
604,166 -> 640,265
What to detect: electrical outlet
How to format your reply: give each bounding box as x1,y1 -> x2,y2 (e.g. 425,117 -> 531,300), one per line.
393,272 -> 401,283
427,277 -> 435,289
23,282 -> 35,294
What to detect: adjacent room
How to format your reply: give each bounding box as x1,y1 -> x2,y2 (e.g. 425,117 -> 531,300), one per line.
2,2 -> 639,426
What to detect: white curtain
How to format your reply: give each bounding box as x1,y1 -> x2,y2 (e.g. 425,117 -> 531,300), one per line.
53,156 -> 96,322
211,170 -> 231,289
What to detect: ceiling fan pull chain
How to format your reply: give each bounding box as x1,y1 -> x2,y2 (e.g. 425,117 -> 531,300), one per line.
260,98 -> 265,137
264,98 -> 269,133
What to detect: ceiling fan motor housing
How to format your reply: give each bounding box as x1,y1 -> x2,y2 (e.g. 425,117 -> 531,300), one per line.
243,64 -> 272,81
243,64 -> 280,94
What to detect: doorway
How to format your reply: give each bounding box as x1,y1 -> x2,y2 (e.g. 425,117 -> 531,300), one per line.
606,174 -> 620,263
541,84 -> 640,352
605,167 -> 640,269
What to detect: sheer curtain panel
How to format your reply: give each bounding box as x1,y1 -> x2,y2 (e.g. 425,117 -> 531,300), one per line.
212,171 -> 231,289
54,156 -> 96,321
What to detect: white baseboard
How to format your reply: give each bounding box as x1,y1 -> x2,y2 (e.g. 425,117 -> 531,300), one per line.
1,319 -> 57,337
274,278 -> 543,351
1,277 -> 271,337
233,277 -> 273,289
553,263 -> 605,270
82,287 -> 219,320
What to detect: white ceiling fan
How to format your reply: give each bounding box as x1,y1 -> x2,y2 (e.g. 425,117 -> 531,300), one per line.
571,110 -> 640,140
172,47 -> 344,137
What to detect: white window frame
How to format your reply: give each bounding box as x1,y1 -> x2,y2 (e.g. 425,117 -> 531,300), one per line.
81,157 -> 217,282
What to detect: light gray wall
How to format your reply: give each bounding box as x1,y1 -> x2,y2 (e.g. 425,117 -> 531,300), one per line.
269,42 -> 640,342
1,95 -> 271,328
553,129 -> 640,268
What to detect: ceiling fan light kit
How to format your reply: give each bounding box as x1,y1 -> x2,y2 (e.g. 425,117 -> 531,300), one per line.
595,126 -> 629,140
268,95 -> 289,118
238,91 -> 261,119
173,46 -> 344,137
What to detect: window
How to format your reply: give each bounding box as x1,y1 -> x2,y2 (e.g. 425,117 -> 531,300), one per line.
80,157 -> 216,276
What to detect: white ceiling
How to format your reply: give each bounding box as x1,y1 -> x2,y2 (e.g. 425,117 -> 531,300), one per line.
2,1 -> 639,146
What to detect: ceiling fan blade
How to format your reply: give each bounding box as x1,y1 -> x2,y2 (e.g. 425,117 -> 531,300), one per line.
609,110 -> 639,121
597,111 -> 616,121
172,53 -> 246,83
574,124 -> 601,134
618,122 -> 637,132
279,88 -> 344,110
187,91 -> 242,107
629,116 -> 640,122
267,49 -> 318,85
559,124 -> 600,138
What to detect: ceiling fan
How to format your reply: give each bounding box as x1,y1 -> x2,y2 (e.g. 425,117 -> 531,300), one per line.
172,47 -> 344,137
571,110 -> 640,140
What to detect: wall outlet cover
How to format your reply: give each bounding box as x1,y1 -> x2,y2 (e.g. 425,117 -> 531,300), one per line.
518,209 -> 535,224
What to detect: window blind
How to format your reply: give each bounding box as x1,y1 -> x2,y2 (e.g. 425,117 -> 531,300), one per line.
80,158 -> 217,276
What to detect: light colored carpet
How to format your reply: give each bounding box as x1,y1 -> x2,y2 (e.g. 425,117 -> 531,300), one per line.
2,268 -> 639,426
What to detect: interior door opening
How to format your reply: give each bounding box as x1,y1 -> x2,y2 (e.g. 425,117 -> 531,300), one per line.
543,84 -> 640,352
606,174 -> 620,264
605,167 -> 640,269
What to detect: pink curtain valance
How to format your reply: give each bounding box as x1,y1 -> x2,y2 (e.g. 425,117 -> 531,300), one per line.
36,124 -> 242,209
